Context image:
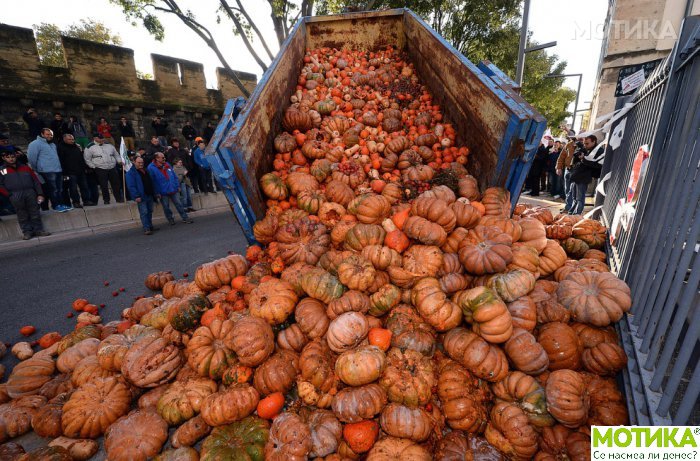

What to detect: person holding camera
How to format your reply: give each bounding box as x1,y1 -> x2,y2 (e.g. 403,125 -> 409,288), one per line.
568,134 -> 605,215
22,108 -> 44,141
152,117 -> 170,147
557,136 -> 577,212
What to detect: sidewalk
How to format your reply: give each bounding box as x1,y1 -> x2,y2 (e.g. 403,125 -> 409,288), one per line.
0,192 -> 231,252
517,192 -> 596,214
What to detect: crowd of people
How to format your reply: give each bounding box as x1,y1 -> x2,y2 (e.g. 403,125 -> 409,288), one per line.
0,110 -> 220,240
523,133 -> 605,215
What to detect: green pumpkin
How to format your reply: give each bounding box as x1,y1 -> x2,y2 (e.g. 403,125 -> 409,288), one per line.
168,294 -> 212,332
200,416 -> 270,461
300,268 -> 346,304
140,304 -> 172,329
344,223 -> 386,252
313,99 -> 336,115
56,324 -> 102,355
368,284 -> 402,316
561,237 -> 590,259
486,269 -> 537,302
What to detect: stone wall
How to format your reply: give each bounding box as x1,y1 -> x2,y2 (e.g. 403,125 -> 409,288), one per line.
0,24 -> 257,149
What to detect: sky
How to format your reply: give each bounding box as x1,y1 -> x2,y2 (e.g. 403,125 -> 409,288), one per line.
2,0 -> 608,131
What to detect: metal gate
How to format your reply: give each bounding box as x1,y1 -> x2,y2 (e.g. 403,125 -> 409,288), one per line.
595,15 -> 699,425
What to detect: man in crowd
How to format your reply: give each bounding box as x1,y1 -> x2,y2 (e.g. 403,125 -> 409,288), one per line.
65,116 -> 90,149
28,128 -> 71,212
84,133 -> 124,205
50,113 -> 67,141
166,138 -> 189,166
193,138 -> 215,194
548,140 -> 563,199
152,117 -> 169,147
524,138 -> 551,197
0,134 -> 27,164
58,133 -> 95,208
557,135 -> 577,213
0,150 -> 51,240
203,121 -> 215,144
182,120 -> 197,148
117,116 -> 136,151
145,136 -> 164,166
147,152 -> 193,225
568,134 -> 605,215
126,156 -> 158,235
97,117 -> 115,145
22,108 -> 44,140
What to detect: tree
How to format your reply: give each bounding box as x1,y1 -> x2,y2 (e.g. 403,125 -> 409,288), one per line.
33,19 -> 122,67
317,0 -> 576,127
110,0 -> 315,97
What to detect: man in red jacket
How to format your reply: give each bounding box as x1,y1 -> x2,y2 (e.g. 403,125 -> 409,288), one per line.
0,151 -> 51,239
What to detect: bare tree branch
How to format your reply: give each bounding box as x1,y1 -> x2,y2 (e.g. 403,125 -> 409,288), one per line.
218,0 -> 269,71
267,0 -> 287,46
226,0 -> 276,61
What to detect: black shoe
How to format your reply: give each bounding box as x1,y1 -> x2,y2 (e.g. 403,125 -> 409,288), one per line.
183,219 -> 194,224
169,219 -> 176,226
73,203 -> 83,209
84,201 -> 97,206
144,229 -> 153,235
22,233 -> 33,240
104,201 -> 111,205
116,199 -> 125,203
34,230 -> 51,237
186,207 -> 195,212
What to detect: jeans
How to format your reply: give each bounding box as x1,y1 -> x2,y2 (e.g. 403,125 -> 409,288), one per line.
95,167 -> 123,203
178,184 -> 192,208
40,172 -> 64,209
160,193 -> 189,222
563,169 -> 573,211
200,168 -> 214,192
66,174 -> 90,205
136,196 -> 154,231
86,171 -> 99,204
570,181 -> 588,214
10,189 -> 44,234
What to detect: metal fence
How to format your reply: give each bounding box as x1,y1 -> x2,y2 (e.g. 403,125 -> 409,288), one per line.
595,16 -> 699,425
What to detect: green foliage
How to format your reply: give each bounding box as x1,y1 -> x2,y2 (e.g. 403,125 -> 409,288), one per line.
33,19 -> 122,67
315,0 -> 576,127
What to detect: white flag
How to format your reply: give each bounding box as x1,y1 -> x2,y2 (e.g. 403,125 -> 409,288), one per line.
119,138 -> 132,171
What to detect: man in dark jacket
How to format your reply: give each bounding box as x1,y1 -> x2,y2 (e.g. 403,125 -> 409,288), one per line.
569,134 -> 605,215
126,156 -> 158,235
524,141 -> 550,196
144,136 -> 164,166
0,151 -> 51,239
58,133 -> 94,208
181,121 -> 197,148
203,122 -> 215,144
147,152 -> 193,226
117,116 -> 136,151
22,108 -> 44,140
50,113 -> 67,141
151,117 -> 169,147
166,138 -> 191,168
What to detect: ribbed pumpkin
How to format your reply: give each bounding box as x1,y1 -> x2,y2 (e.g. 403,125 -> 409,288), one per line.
274,217 -> 330,266
186,319 -> 237,380
538,322 -> 583,371
506,296 -> 537,332
145,271 -> 175,291
345,224 -> 386,252
301,267 -> 346,303
349,194 -> 392,225
504,328 -> 549,375
6,355 -> 55,398
249,278 -> 298,325
451,198 -> 482,229
453,287 -> 513,344
557,271 -> 632,327
294,298 -> 330,340
561,237 -> 590,259
254,351 -> 299,396
517,218 -> 548,253
157,378 -> 217,426
411,277 -> 462,332
337,254 -> 377,291
230,316 -> 275,367
199,416 -> 269,460
167,294 -> 211,332
572,219 -> 606,249
492,371 -> 554,428
385,305 -> 437,356
331,383 -> 387,423
368,284 -> 401,317
545,370 -> 590,428
379,403 -> 434,442
443,327 -> 509,382
485,401 -> 539,460
458,225 -> 513,275
436,358 -> 491,433
61,376 -> 131,438
486,269 -> 536,302
379,347 -> 435,407
411,197 -> 457,233
335,345 -> 386,387
538,240 -> 567,276
264,412 -> 312,460
194,254 -> 248,292
259,173 -> 289,200
201,385 -> 260,427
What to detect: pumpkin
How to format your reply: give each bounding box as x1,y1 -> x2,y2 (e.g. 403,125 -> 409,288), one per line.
572,219 -> 606,249
297,190 -> 326,214
436,358 -> 490,433
382,182 -> 404,204
0,442 -> 25,459
454,287 -> 513,343
411,197 -> 457,232
481,187 -> 511,217
16,446 -> 72,460
253,350 -> 299,396
104,409 -> 168,461
138,384 -> 170,410
274,131 -> 297,153
554,258 -> 610,282
435,432 -> 504,461
538,322 -> 583,371
379,347 -> 435,407
145,271 -> 175,291
171,414 -> 212,448
55,324 -> 101,355
411,277 -> 462,332
121,332 -> 183,387
298,340 -> 338,408
366,436 -> 431,460
385,305 -> 437,356
517,218 -> 548,253
538,240 -> 568,276
571,322 -> 619,348
200,385 -> 260,427
457,175 -> 480,200
327,290 -> 370,319
337,254 -> 377,291
492,371 -> 554,427
280,262 -> 313,296
343,420 -> 380,454
442,227 -> 469,254
48,437 -> 99,461
302,409 -> 342,458
0,395 -> 46,442
199,416 -> 269,460
451,199 -> 482,229
336,345 -> 386,386
345,223 -> 387,251
504,327 -> 549,374
508,242 -> 541,276
275,217 -> 330,266
249,278 -> 299,325
276,324 -> 308,353
362,245 -> 403,270
443,327 -> 509,382
521,207 -> 554,224
506,296 -> 537,332
154,447 -> 200,461
368,284 -> 401,317
485,401 -> 539,460
194,254 -> 248,291
37,374 -> 73,401
586,374 -> 629,426
561,237 -> 590,258
265,412 -> 312,460
545,370 -> 590,428
163,279 -> 190,299
379,403 -> 433,442
38,332 -> 61,349
582,342 -> 627,376
283,107 -> 312,132
349,194 -> 392,224
71,355 -> 116,387
167,293 -> 211,332
557,271 -> 632,327
480,216 -> 522,242
253,215 -> 279,245
6,355 -> 55,398
545,223 -> 573,240
125,296 -> 165,322
458,225 -> 513,275
228,316 -> 274,366
487,269 -> 536,302
61,376 -> 131,438
332,383 -> 387,423
157,377 -> 217,426
584,248 -> 607,262
98,325 -> 159,372
326,180 -> 355,207
327,312 -> 369,353
404,216 -> 447,246
301,268 -> 346,303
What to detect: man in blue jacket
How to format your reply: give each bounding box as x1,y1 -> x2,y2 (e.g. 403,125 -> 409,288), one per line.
126,156 -> 158,235
193,138 -> 215,194
27,128 -> 71,212
147,152 -> 193,226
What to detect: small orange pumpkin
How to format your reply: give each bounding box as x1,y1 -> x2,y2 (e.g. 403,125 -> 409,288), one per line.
343,420 -> 379,453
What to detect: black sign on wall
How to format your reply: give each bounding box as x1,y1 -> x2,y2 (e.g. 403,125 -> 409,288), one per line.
615,59 -> 662,97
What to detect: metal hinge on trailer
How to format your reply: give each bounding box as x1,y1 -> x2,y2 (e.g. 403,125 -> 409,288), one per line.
204,97 -> 259,244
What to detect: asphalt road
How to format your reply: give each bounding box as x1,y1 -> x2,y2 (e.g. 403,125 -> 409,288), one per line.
0,212 -> 247,373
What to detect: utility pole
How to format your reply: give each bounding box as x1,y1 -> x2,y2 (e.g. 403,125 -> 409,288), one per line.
515,0 -> 531,87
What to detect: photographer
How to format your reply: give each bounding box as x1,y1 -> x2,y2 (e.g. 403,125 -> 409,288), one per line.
557,135 -> 577,212
568,134 -> 605,215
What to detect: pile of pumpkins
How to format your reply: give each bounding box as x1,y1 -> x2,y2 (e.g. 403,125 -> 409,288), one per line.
0,46 -> 631,461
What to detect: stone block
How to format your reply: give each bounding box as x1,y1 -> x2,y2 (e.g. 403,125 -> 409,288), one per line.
194,112 -> 202,119
0,217 -> 23,242
176,110 -> 185,116
82,103 -> 94,111
52,101 -> 65,109
42,209 -> 89,233
20,99 -> 33,106
108,105 -> 120,112
84,203 -> 134,227
156,109 -> 165,115
134,107 -> 143,114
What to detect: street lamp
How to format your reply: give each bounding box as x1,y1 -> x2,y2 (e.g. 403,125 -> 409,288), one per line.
515,0 -> 557,86
545,73 -> 583,132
